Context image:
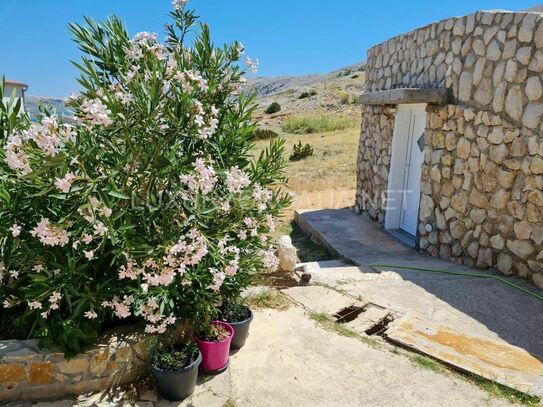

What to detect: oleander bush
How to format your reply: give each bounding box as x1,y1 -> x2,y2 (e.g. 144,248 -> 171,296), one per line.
0,1 -> 290,356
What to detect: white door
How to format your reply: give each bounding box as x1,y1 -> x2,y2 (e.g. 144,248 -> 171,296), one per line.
398,107 -> 426,236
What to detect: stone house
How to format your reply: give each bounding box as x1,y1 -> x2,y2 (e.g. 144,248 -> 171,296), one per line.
356,10 -> 543,288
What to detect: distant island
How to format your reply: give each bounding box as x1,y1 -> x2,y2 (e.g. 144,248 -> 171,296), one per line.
25,95 -> 72,117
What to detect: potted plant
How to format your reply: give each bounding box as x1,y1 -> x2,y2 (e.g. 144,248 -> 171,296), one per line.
148,339 -> 202,401
194,320 -> 233,373
219,301 -> 253,350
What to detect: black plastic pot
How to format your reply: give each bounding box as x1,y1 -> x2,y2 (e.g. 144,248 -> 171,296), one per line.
151,350 -> 202,401
228,309 -> 253,350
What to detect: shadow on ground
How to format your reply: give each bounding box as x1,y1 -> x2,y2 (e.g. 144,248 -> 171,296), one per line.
296,208 -> 543,362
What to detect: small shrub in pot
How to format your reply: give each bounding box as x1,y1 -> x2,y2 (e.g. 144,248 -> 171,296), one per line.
148,339 -> 201,401
219,301 -> 253,350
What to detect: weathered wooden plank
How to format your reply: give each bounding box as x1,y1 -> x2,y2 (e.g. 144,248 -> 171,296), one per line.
387,313 -> 543,397
359,88 -> 450,105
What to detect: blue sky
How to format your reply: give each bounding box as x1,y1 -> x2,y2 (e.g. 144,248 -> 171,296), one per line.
0,0 -> 537,97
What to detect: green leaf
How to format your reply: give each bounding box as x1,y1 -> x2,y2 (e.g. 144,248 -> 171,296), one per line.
107,190 -> 131,200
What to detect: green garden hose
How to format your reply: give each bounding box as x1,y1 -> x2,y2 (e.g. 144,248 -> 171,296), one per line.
368,263 -> 543,303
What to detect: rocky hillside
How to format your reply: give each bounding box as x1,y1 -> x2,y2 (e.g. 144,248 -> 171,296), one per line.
247,62 -> 366,127
25,61 -> 366,124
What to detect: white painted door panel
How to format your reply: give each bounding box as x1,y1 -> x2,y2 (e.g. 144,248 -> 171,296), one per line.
399,108 -> 426,236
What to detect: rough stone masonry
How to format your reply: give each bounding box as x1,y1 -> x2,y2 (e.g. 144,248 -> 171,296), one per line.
356,10 -> 543,288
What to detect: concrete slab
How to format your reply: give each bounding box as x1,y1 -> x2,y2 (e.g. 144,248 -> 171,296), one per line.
387,313 -> 543,397
359,88 -> 450,105
283,285 -> 364,315
230,307 -> 514,407
346,306 -> 390,333
295,208 -> 543,388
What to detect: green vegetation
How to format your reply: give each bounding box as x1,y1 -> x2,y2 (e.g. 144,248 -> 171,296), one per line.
282,115 -> 356,134
148,340 -> 199,371
220,301 -> 251,323
253,128 -> 279,140
245,290 -> 291,310
298,90 -> 317,99
410,354 -> 541,406
465,374 -> 541,406
289,141 -> 314,161
265,102 -> 281,114
340,93 -> 358,105
410,354 -> 447,374
282,221 -> 336,262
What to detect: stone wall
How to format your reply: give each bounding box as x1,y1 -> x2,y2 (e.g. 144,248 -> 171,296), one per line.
357,10 -> 543,287
355,105 -> 396,222
0,325 -> 146,401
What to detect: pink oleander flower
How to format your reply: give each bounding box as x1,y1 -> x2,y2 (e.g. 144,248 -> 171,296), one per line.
224,258 -> 238,276
262,249 -> 280,273
99,206 -> 112,218
3,299 -> 13,308
208,268 -> 225,291
84,310 -> 98,319
82,234 -> 93,244
93,222 -> 108,236
226,166 -> 250,193
49,291 -> 62,304
180,159 -> 217,194
9,270 -> 19,279
172,0 -> 187,10
221,201 -> 231,212
10,223 -> 21,237
41,310 -> 50,319
79,98 -> 113,126
31,218 -> 69,247
245,56 -> 259,74
28,300 -> 43,310
83,250 -> 95,260
55,172 -> 77,193
265,214 -> 275,232
5,134 -> 31,174
33,264 -> 44,273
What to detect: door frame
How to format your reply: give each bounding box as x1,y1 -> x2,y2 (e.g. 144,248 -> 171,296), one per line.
384,103 -> 427,237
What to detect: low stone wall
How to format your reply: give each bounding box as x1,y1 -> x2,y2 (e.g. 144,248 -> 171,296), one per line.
0,325 -> 147,401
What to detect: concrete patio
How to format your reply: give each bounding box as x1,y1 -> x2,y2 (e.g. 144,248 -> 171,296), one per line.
295,208 -> 543,396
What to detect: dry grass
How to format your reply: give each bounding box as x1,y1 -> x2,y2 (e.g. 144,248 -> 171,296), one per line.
254,125 -> 360,193
254,122 -> 359,242
244,290 -> 292,310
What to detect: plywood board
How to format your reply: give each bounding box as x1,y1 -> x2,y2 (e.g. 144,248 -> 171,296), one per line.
387,313 -> 543,397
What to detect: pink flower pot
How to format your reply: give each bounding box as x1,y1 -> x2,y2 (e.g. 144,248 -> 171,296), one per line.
195,321 -> 234,373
